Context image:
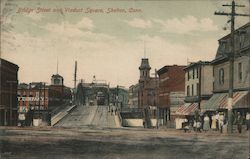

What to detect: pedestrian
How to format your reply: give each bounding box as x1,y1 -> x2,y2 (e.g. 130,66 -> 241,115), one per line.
203,114 -> 210,132
215,112 -> 220,131
197,116 -> 202,132
219,112 -> 225,133
111,108 -> 113,115
246,112 -> 250,131
211,113 -> 217,130
193,120 -> 197,131
235,112 -> 243,133
183,118 -> 189,133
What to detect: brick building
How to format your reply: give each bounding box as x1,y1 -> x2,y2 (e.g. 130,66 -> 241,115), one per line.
0,58 -> 19,126
157,65 -> 186,126
138,58 -> 157,108
50,74 -> 64,95
18,83 -> 50,113
17,74 -> 72,126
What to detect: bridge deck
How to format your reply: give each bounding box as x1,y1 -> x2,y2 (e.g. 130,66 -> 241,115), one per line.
55,105 -> 120,128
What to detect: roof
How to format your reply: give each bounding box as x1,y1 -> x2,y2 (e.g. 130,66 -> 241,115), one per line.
211,56 -> 228,65
0,58 -> 19,70
18,83 -> 29,89
183,61 -> 211,70
51,74 -> 63,78
80,82 -> 109,88
214,22 -> 250,62
157,65 -> 186,75
18,82 -> 49,89
129,83 -> 139,89
139,58 -> 151,70
218,22 -> 250,41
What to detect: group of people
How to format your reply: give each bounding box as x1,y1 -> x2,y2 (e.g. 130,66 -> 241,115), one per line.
182,111 -> 250,133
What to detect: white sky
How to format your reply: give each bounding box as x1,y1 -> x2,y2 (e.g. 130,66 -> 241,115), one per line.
1,0 -> 249,88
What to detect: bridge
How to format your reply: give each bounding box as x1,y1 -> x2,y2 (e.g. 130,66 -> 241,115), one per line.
53,81 -> 128,128
54,105 -> 121,128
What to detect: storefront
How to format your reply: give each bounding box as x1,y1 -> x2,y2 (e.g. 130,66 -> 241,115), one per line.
174,103 -> 198,129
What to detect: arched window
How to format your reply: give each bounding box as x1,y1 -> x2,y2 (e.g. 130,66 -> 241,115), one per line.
219,68 -> 224,84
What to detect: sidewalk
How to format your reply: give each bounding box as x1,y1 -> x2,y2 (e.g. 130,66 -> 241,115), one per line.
118,126 -> 249,138
165,127 -> 249,138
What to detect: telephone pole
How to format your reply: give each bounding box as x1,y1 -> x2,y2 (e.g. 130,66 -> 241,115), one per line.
74,61 -> 77,89
214,0 -> 250,133
73,61 -> 77,104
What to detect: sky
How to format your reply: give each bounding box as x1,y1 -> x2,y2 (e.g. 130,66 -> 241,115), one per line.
1,0 -> 249,88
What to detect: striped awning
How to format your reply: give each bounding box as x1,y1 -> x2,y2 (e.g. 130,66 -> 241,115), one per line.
201,94 -> 226,111
202,91 -> 249,111
175,103 -> 198,116
219,91 -> 249,109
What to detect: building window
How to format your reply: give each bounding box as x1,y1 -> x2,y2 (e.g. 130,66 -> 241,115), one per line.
196,83 -> 199,96
196,68 -> 199,78
191,84 -> 194,96
187,71 -> 190,81
238,62 -> 242,82
219,68 -> 224,85
192,68 -> 195,79
54,78 -> 60,85
187,86 -> 190,96
239,30 -> 246,49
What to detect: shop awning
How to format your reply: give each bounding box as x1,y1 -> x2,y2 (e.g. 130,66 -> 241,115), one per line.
219,91 -> 249,109
201,91 -> 249,111
175,103 -> 198,116
201,94 -> 226,111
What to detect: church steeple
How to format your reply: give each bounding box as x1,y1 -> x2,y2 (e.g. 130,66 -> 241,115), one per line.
139,58 -> 151,81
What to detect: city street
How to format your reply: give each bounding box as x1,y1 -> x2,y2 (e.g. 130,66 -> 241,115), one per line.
1,105 -> 249,159
0,126 -> 249,159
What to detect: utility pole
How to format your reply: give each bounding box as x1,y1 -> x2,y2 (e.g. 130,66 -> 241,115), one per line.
116,85 -> 119,110
38,82 -> 42,121
154,69 -> 159,129
74,61 -> 77,89
214,0 -> 250,133
73,61 -> 77,105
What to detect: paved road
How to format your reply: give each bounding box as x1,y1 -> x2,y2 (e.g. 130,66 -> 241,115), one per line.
55,105 -> 118,128
0,127 -> 249,159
